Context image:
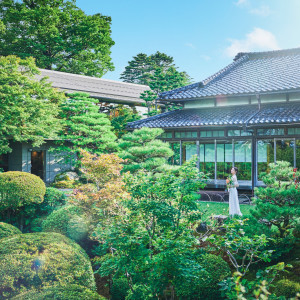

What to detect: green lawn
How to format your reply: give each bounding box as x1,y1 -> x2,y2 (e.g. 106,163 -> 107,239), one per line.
198,201 -> 254,217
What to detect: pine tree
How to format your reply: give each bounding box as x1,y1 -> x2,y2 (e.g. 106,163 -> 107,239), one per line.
118,127 -> 174,173
251,161 -> 300,238
57,93 -> 117,158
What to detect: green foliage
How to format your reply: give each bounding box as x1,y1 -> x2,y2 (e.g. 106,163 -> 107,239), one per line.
0,171 -> 46,210
0,55 -> 65,155
118,127 -> 174,173
110,105 -> 141,138
120,51 -> 191,86
12,284 -> 104,300
220,263 -> 292,300
0,0 -> 114,77
207,219 -> 273,276
273,279 -> 300,298
0,222 -> 21,239
120,51 -> 191,116
42,205 -> 89,243
28,187 -> 67,232
95,159 -> 207,299
251,161 -> 300,238
175,254 -> 231,300
57,92 -> 117,159
110,278 -> 130,300
0,232 -> 96,298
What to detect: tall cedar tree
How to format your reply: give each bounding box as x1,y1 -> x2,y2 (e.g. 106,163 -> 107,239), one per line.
0,0 -> 114,77
57,92 -> 117,157
0,55 -> 65,155
251,161 -> 300,238
118,127 -> 174,173
120,51 -> 192,115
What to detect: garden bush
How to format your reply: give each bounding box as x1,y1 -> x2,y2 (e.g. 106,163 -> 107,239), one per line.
0,232 -> 96,298
0,171 -> 46,209
40,187 -> 67,213
42,205 -> 90,243
12,284 -> 104,300
0,222 -> 21,239
110,278 -> 130,300
175,253 -> 231,300
273,279 -> 300,298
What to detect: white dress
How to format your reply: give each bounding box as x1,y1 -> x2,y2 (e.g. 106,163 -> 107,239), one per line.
229,175 -> 242,216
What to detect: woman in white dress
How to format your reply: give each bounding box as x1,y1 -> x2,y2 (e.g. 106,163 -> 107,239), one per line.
228,167 -> 242,217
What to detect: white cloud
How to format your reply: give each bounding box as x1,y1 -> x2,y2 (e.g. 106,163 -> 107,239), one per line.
185,43 -> 196,49
235,0 -> 248,6
200,55 -> 211,61
225,28 -> 280,57
250,5 -> 271,17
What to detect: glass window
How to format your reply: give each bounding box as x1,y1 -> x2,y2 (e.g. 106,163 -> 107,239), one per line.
288,128 -> 300,135
161,132 -> 172,138
276,140 -> 294,167
174,131 -> 197,138
169,142 -> 180,165
200,130 -> 224,138
199,143 -> 215,179
257,140 -> 274,179
257,128 -> 284,136
234,140 -> 252,180
216,141 -> 233,179
182,142 -> 197,163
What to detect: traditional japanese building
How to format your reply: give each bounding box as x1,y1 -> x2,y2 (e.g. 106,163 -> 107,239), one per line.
128,48 -> 300,190
0,70 -> 149,184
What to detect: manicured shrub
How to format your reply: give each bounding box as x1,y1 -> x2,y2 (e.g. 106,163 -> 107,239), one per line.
41,187 -> 67,213
0,232 -> 96,298
42,205 -> 90,243
52,171 -> 79,188
0,222 -> 21,239
0,171 -> 46,209
12,284 -> 105,300
175,253 -> 231,300
111,278 -> 130,300
273,279 -> 300,298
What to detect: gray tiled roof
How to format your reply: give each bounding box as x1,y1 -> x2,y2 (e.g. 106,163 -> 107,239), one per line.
37,69 -> 149,105
127,102 -> 300,129
159,48 -> 300,101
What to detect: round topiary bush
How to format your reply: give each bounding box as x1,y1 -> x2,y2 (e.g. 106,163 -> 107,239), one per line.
0,232 -> 96,298
42,205 -> 90,243
0,222 -> 22,239
175,253 -> 231,300
273,279 -> 300,298
0,171 -> 46,209
12,284 -> 105,300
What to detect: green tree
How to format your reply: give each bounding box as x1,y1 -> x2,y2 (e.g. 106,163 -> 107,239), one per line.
120,52 -> 176,85
120,52 -> 192,115
0,55 -> 64,155
118,127 -> 174,173
57,92 -> 117,158
251,161 -> 300,238
141,66 -> 192,115
109,105 -> 141,138
0,0 -> 114,77
95,160 -> 208,299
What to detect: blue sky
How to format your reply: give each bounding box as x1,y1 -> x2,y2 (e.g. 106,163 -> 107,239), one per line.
76,0 -> 300,83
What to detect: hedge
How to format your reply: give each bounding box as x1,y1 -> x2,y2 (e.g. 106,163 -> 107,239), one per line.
273,279 -> 300,298
0,222 -> 22,239
12,284 -> 105,300
0,171 -> 46,209
42,205 -> 90,243
0,232 -> 96,298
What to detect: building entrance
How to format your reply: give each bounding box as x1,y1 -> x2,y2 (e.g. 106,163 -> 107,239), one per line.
31,151 -> 44,180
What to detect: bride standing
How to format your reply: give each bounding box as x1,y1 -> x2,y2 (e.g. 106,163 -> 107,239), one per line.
228,167 -> 242,217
